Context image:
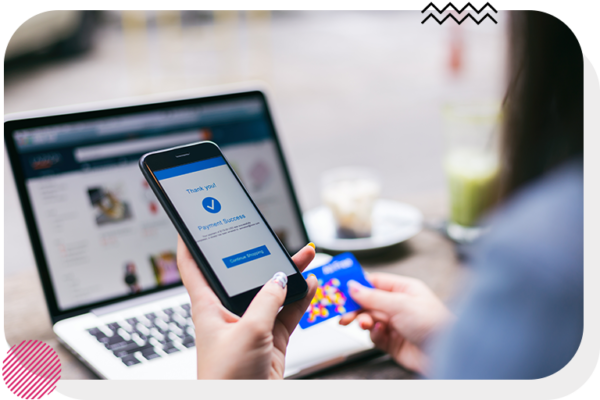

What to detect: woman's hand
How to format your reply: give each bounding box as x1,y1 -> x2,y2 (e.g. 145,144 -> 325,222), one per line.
176,236 -> 318,379
339,273 -> 454,375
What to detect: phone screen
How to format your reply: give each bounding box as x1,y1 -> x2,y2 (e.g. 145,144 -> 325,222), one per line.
155,156 -> 297,297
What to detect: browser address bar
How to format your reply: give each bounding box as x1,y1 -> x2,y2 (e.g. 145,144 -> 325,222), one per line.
74,131 -> 204,163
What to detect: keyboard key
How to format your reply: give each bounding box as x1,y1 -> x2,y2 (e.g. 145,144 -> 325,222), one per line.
96,335 -> 110,344
163,343 -> 180,354
104,334 -> 125,344
169,323 -> 183,336
98,325 -> 113,336
117,328 -> 131,341
107,341 -> 131,351
172,314 -> 187,326
105,337 -> 130,351
154,319 -> 169,331
141,348 -> 161,360
107,322 -> 121,331
137,316 -> 151,327
114,319 -> 132,332
136,323 -> 150,336
145,313 -> 157,321
131,333 -> 146,347
151,331 -> 165,343
113,343 -> 153,358
156,312 -> 170,324
88,329 -> 111,344
88,327 -> 101,335
173,306 -> 187,316
182,341 -> 195,348
121,354 -> 141,366
168,332 -> 181,343
88,306 -> 199,363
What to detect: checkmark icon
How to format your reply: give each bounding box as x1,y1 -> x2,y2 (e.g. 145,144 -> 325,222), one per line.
202,197 -> 221,214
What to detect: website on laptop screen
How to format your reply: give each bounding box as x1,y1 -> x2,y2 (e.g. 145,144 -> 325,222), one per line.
11,96 -> 306,311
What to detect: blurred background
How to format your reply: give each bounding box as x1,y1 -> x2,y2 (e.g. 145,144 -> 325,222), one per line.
4,10 -> 508,276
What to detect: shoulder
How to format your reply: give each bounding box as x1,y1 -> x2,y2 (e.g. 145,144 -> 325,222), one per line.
474,158 -> 583,288
430,159 -> 584,379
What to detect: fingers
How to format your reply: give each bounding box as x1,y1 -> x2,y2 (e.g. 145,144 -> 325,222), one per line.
291,244 -> 316,273
176,235 -> 209,289
242,241 -> 316,330
348,280 -> 405,316
366,272 -> 421,293
176,236 -> 222,319
242,272 -> 289,332
370,322 -> 391,353
339,311 -> 359,326
275,274 -> 319,335
356,313 -> 375,330
178,239 -> 317,331
340,310 -> 388,328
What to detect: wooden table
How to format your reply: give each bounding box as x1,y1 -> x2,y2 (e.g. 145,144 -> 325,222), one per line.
4,194 -> 464,380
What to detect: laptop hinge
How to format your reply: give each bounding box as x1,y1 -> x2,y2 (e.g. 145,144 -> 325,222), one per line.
91,286 -> 188,317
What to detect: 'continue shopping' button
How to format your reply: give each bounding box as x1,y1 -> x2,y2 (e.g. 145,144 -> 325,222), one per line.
223,245 -> 271,268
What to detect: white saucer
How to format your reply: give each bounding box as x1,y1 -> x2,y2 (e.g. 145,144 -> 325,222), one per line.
303,199 -> 424,253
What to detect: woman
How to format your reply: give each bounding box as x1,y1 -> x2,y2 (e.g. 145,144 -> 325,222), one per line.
176,11 -> 583,379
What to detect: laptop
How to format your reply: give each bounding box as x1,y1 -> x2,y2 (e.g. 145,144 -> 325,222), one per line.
4,85 -> 375,379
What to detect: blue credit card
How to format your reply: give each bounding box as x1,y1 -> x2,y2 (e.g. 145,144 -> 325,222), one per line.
299,253 -> 373,329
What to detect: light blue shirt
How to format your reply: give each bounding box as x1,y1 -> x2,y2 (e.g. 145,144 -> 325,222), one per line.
430,158 -> 583,379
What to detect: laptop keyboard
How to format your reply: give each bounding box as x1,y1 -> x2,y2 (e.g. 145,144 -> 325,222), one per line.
87,303 -> 195,367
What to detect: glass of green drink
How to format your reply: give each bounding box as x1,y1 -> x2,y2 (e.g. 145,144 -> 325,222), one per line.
442,102 -> 501,243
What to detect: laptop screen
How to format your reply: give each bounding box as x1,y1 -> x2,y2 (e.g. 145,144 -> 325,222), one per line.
6,92 -> 307,316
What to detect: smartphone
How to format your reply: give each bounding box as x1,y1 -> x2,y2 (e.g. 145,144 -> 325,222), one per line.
139,141 -> 308,316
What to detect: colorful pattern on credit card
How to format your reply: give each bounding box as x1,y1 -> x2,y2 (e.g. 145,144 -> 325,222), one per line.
300,253 -> 373,329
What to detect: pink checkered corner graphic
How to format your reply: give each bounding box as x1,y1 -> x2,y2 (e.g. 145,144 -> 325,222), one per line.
2,340 -> 62,399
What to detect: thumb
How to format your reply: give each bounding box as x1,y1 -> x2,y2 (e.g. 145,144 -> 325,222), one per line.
348,280 -> 404,316
242,272 -> 288,331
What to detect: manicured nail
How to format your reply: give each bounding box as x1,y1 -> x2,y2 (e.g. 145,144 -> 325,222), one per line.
307,242 -> 315,249
271,272 -> 288,289
373,322 -> 382,333
347,280 -> 362,294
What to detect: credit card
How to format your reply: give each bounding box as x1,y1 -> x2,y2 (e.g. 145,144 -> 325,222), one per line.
299,252 -> 373,329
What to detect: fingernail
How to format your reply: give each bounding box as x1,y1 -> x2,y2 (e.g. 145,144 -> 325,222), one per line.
307,242 -> 315,250
373,322 -> 382,333
347,280 -> 362,294
271,272 -> 288,289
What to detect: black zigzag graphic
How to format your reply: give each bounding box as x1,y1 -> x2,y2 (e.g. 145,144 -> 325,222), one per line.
422,12 -> 497,25
422,2 -> 497,14
421,2 -> 498,25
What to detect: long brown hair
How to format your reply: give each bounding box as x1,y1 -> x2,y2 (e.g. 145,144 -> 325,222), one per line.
499,11 -> 583,199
